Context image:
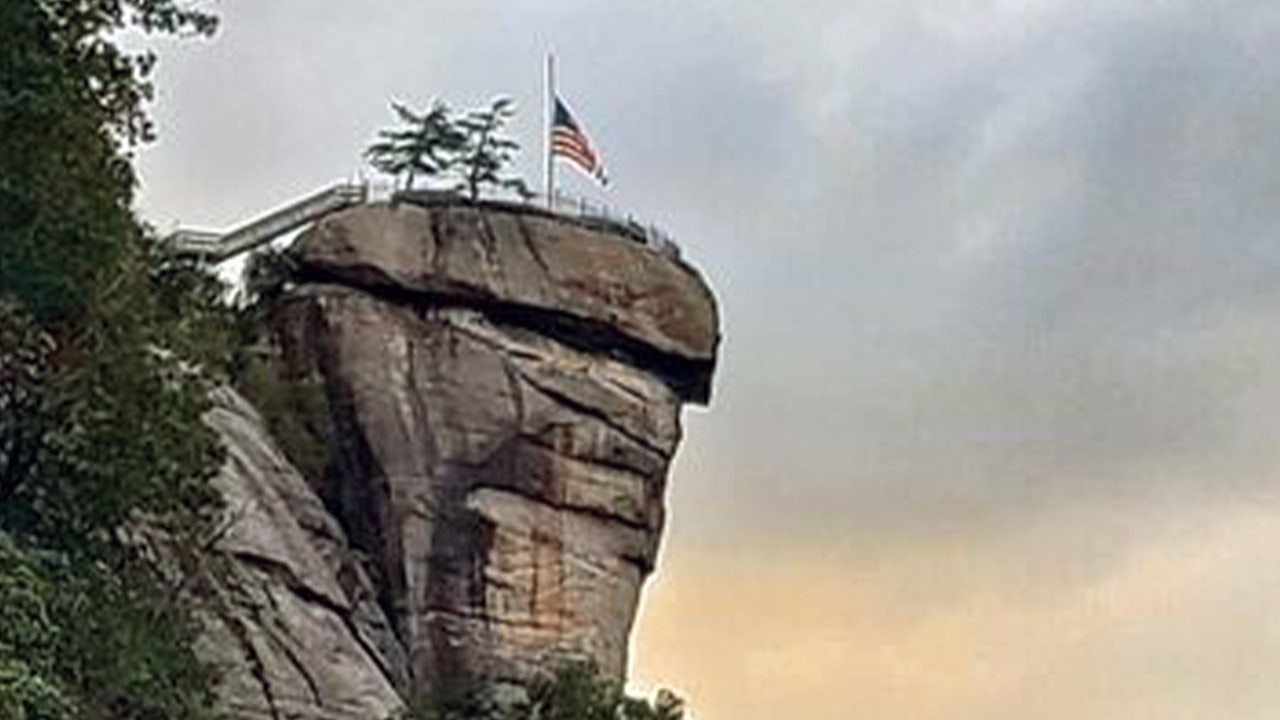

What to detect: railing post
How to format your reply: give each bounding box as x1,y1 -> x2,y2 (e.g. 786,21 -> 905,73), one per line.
532,188 -> 682,257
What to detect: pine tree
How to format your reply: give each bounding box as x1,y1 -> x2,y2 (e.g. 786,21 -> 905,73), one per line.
455,97 -> 532,201
366,96 -> 531,200
365,100 -> 465,192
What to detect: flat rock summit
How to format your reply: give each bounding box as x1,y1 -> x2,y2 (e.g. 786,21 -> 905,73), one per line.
179,200 -> 719,719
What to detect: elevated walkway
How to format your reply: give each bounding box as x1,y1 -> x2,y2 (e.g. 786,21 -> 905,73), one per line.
164,183 -> 368,262
164,182 -> 680,263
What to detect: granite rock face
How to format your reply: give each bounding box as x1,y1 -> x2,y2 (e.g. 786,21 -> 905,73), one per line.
292,200 -> 717,402
190,387 -> 407,720
212,199 -> 718,714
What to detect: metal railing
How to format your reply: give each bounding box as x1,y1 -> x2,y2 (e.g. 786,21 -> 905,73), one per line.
392,186 -> 682,259
532,189 -> 681,260
163,181 -> 681,263
164,182 -> 368,262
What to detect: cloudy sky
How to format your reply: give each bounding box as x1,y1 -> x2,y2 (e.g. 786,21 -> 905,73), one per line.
135,1 -> 1280,717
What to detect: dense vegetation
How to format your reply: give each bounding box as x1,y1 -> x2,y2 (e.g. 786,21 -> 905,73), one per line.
0,0 -> 229,717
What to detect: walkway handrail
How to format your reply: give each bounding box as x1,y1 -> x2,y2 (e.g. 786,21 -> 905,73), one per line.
386,186 -> 683,260
529,189 -> 682,260
164,182 -> 368,262
163,181 -> 681,263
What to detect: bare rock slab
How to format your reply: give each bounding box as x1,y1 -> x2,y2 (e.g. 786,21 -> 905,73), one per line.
195,387 -> 407,720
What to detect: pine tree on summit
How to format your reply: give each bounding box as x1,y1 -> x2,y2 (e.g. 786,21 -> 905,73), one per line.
365,100 -> 464,192
366,97 -> 531,200
455,97 -> 532,201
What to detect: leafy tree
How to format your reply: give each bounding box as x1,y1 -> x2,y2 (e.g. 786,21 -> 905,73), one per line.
0,221 -> 226,550
0,0 -> 226,536
0,0 -> 217,324
233,245 -> 334,484
517,663 -> 683,720
0,533 -> 75,720
365,96 -> 531,200
1,0 -> 228,717
0,531 -> 217,720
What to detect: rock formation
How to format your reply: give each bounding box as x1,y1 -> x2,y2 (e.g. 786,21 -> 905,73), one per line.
192,387 -> 407,720
198,198 -> 719,716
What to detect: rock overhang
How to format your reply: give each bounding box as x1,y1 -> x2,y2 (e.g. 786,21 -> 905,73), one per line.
289,199 -> 720,404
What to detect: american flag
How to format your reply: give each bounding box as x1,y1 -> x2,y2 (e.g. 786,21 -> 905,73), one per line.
551,95 -> 608,185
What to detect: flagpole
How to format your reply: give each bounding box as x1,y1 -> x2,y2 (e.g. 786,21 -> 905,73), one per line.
544,52 -> 556,210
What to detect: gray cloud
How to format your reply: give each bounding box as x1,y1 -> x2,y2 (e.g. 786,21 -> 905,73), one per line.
650,0 -> 1280,541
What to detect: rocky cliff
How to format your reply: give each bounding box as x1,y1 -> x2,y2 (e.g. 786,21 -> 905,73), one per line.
196,199 -> 718,718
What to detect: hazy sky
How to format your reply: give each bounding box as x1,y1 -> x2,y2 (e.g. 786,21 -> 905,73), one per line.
136,2 -> 1280,717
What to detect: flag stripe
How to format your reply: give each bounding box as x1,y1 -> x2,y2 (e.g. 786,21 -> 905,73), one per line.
551,133 -> 598,167
553,146 -> 596,170
552,136 -> 597,167
552,142 -> 603,178
550,95 -> 607,184
551,130 -> 594,152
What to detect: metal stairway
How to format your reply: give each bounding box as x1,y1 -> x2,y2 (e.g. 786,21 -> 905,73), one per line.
164,182 -> 368,263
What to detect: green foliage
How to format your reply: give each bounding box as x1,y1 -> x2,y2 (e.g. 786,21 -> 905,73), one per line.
0,258 -> 227,550
232,246 -> 333,485
233,349 -> 332,488
0,0 -> 216,324
406,663 -> 684,720
45,548 -> 219,720
366,101 -> 464,193
0,535 -> 219,720
453,98 -> 531,201
0,535 -> 75,720
150,252 -> 240,377
365,97 -> 531,200
0,0 -> 227,717
0,0 -> 228,537
241,245 -> 300,306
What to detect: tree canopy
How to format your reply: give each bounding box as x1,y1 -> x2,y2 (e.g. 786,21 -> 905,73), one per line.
0,0 -> 216,323
366,96 -> 532,200
366,101 -> 463,193
0,0 -> 227,717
